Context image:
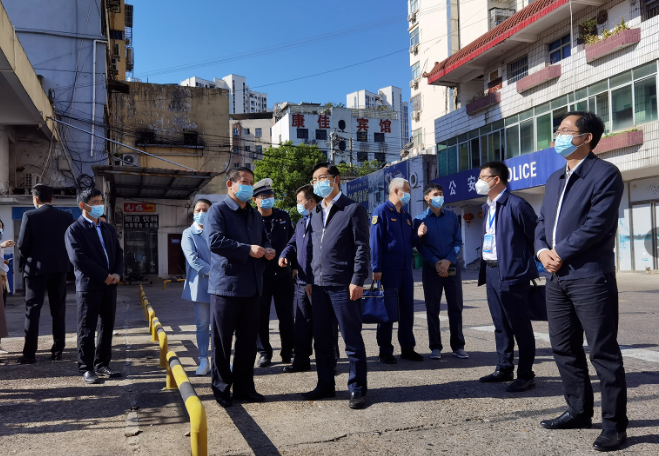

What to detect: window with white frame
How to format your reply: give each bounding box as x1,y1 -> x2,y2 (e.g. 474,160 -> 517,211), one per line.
508,56 -> 528,83
410,0 -> 418,12
411,94 -> 422,112
255,128 -> 262,137
410,28 -> 419,47
411,62 -> 421,80
412,127 -> 423,147
549,35 -> 571,64
297,129 -> 309,139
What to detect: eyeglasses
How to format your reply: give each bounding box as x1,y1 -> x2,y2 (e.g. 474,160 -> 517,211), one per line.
255,194 -> 274,200
553,129 -> 584,138
310,174 -> 333,185
478,174 -> 495,181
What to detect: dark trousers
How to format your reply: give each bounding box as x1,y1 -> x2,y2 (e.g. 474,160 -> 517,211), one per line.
485,266 -> 535,379
76,286 -> 117,371
377,268 -> 416,356
210,294 -> 260,400
547,273 -> 627,431
292,282 -> 339,367
312,285 -> 367,395
421,265 -> 465,351
257,272 -> 295,358
22,272 -> 67,358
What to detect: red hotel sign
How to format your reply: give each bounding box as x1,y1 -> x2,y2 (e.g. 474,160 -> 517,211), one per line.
124,203 -> 156,213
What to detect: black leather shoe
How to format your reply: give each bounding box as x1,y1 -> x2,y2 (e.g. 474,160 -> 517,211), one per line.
216,397 -> 232,408
233,391 -> 265,403
51,352 -> 63,361
349,392 -> 366,409
281,353 -> 292,364
593,430 -> 626,452
17,355 -> 36,365
301,387 -> 336,400
506,377 -> 536,392
95,366 -> 122,378
257,355 -> 272,368
479,370 -> 514,382
283,363 -> 311,373
540,411 -> 592,430
378,354 -> 397,364
400,349 -> 424,361
83,371 -> 100,384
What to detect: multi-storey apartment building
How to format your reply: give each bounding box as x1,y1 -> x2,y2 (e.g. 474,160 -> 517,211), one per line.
347,86 -> 409,149
230,113 -> 274,170
425,0 -> 659,271
181,74 -> 268,114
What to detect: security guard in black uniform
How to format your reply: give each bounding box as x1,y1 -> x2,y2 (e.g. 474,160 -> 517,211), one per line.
370,177 -> 427,364
253,178 -> 295,367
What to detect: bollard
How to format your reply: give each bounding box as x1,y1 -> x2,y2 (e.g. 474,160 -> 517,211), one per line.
151,317 -> 161,342
163,278 -> 186,290
147,306 -> 155,334
156,325 -> 168,369
142,299 -> 149,321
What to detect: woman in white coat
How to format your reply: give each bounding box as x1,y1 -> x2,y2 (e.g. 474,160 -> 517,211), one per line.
181,199 -> 213,375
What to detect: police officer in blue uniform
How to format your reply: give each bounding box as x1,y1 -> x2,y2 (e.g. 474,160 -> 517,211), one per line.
253,178 -> 295,368
371,177 -> 426,364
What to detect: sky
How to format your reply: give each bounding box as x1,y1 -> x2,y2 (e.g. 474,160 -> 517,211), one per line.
131,0 -> 412,108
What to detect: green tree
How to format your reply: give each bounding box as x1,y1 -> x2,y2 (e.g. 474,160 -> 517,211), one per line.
254,141 -> 326,223
336,159 -> 383,178
323,102 -> 346,108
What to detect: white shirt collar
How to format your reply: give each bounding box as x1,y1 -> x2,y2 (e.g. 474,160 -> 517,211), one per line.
566,158 -> 585,178
193,221 -> 203,231
322,191 -> 342,209
82,214 -> 100,227
487,188 -> 506,207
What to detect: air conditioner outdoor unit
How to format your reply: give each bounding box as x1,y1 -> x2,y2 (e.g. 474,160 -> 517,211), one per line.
410,78 -> 419,89
121,153 -> 139,166
407,11 -> 417,22
409,44 -> 419,55
411,111 -> 420,121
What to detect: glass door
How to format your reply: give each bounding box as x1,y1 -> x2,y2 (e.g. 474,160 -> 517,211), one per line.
632,202 -> 658,270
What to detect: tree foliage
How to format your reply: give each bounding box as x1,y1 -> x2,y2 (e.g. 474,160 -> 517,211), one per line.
336,160 -> 383,178
323,102 -> 346,108
254,142 -> 327,223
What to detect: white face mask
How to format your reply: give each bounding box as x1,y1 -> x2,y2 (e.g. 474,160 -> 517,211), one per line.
475,179 -> 492,195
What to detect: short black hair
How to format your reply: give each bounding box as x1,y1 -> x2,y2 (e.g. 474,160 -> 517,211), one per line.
481,161 -> 509,185
563,111 -> 605,149
296,184 -> 320,203
77,188 -> 103,204
193,198 -> 212,209
226,167 -> 254,184
423,183 -> 443,196
312,162 -> 340,177
0,218 -> 4,229
32,184 -> 53,203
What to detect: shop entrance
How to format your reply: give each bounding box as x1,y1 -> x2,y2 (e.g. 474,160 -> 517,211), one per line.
631,201 -> 659,271
124,215 -> 159,276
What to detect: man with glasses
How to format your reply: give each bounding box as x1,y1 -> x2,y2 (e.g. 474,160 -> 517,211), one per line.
65,188 -> 123,384
206,167 -> 276,407
475,162 -> 538,392
536,112 -> 627,452
302,163 -> 370,409
252,178 -> 295,368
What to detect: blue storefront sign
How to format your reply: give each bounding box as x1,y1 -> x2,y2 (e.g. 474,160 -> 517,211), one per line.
433,148 -> 566,204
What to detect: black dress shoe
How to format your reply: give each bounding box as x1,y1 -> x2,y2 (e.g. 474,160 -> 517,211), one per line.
95,366 -> 122,378
17,355 -> 36,365
301,387 -> 336,400
283,363 -> 311,373
506,377 -> 536,392
51,352 -> 63,361
233,391 -> 265,403
216,397 -> 232,408
83,371 -> 101,384
378,354 -> 397,364
400,349 -> 424,361
257,355 -> 272,368
593,430 -> 626,452
281,353 -> 292,364
479,370 -> 514,382
540,411 -> 592,430
349,392 -> 366,409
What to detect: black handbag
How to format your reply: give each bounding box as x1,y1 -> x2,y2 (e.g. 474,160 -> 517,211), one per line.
527,279 -> 548,321
361,281 -> 399,324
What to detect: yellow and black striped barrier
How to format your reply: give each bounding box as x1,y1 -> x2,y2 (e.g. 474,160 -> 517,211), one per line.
138,286 -> 208,456
162,278 -> 185,290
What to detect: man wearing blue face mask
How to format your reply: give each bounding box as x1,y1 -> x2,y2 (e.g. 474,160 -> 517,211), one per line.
413,184 -> 467,361
252,178 -> 295,368
535,112 -> 627,452
371,177 -> 426,364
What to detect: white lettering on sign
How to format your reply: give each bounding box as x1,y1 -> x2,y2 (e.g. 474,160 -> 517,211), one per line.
467,175 -> 476,192
508,161 -> 538,182
449,180 -> 457,195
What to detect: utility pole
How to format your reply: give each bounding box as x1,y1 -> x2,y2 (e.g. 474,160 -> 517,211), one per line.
349,138 -> 354,171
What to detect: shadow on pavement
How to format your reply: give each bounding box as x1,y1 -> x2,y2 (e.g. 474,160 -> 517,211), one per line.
225,404 -> 280,456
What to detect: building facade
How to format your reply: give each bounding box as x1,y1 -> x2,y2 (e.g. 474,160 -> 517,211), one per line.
271,103 -> 401,165
424,0 -> 659,271
181,74 -> 268,114
229,113 -> 274,170
346,86 -> 409,149
107,0 -> 135,81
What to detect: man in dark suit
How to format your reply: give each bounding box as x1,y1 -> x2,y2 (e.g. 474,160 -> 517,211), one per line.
206,167 -> 275,408
535,112 -> 627,452
476,161 -> 538,392
65,188 -> 124,384
302,163 -> 370,409
17,184 -> 74,364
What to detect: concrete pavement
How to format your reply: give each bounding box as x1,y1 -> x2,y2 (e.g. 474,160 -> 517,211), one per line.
1,272 -> 658,455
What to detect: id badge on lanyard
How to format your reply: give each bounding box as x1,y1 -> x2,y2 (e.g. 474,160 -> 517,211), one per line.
482,208 -> 495,253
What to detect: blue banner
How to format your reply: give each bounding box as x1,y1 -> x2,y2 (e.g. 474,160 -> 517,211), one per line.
433,148 -> 565,204
345,177 -> 369,211
12,206 -> 82,220
343,162 -> 409,214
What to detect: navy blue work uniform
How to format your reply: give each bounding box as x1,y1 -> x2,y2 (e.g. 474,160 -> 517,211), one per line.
310,193 -> 369,395
257,208 -> 295,360
477,190 -> 538,380
414,208 -> 465,353
370,200 -> 419,356
281,214 -> 339,369
206,197 -> 271,400
535,153 -> 627,431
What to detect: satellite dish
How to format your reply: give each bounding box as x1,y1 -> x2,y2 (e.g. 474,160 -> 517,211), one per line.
339,141 -> 346,151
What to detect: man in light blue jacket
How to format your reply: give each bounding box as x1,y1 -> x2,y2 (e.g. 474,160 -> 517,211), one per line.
181,199 -> 212,375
